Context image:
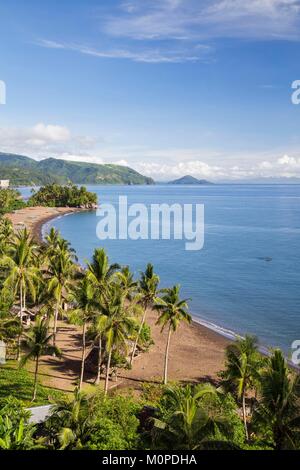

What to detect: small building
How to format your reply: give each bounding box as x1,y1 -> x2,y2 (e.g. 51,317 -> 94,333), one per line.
0,179 -> 9,189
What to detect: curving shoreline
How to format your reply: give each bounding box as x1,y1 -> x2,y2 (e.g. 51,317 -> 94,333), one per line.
6,206 -> 83,242
6,206 -> 230,383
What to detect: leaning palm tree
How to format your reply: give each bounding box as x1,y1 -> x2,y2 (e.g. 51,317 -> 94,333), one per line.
0,229 -> 40,360
220,335 -> 261,440
20,317 -> 60,401
254,349 -> 300,450
47,247 -> 75,346
154,285 -> 191,385
130,263 -> 160,365
69,275 -> 98,390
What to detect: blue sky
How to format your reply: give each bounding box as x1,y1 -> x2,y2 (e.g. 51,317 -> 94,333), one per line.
1,0 -> 300,181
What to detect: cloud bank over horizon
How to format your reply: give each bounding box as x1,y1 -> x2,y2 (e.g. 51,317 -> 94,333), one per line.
1,123 -> 300,182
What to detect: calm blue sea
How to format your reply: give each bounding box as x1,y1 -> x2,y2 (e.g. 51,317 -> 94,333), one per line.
32,184 -> 300,353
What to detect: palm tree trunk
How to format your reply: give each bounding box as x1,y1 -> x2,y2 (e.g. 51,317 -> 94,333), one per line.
130,308 -> 147,366
242,392 -> 249,440
52,301 -> 59,348
104,348 -> 112,395
32,357 -> 39,401
79,322 -> 86,391
95,335 -> 102,385
17,284 -> 23,361
164,325 -> 172,385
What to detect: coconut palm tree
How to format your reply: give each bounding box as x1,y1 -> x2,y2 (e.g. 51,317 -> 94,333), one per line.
102,287 -> 136,395
45,387 -> 94,449
220,335 -> 261,440
69,275 -> 99,390
47,247 -> 75,347
130,263 -> 160,365
154,285 -> 191,385
86,248 -> 120,383
116,266 -> 138,301
20,317 -> 60,401
254,349 -> 300,450
0,229 -> 40,360
91,312 -> 108,385
0,217 -> 13,255
153,384 -> 237,450
87,248 -> 120,296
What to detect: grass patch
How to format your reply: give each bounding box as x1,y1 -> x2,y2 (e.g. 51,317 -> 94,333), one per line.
0,362 -> 67,406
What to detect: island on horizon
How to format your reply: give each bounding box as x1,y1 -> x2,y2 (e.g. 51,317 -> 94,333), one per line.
168,175 -> 213,185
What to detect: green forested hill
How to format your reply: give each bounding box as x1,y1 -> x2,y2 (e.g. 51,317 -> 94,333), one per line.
0,153 -> 154,185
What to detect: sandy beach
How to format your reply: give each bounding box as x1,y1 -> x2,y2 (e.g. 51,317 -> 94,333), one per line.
6,206 -> 81,241
5,206 -> 231,390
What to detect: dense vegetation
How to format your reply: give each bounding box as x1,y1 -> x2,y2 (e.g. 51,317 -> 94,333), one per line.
0,188 -> 26,215
0,217 -> 299,450
0,153 -> 154,185
28,184 -> 98,208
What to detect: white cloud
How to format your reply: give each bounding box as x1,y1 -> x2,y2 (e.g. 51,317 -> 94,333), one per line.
31,123 -> 70,142
1,123 -> 300,180
36,1 -> 300,65
102,0 -> 300,41
37,39 -> 212,64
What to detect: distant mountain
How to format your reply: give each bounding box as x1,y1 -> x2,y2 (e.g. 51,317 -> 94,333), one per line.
169,175 -> 213,185
0,153 -> 154,186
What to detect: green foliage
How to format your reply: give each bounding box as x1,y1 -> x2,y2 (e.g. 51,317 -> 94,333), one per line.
28,183 -> 98,208
0,365 -> 66,406
85,394 -> 140,450
0,188 -> 26,215
0,152 -> 154,185
150,383 -> 245,450
0,397 -> 37,449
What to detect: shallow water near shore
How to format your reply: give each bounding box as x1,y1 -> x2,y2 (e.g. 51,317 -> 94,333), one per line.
35,184 -> 300,354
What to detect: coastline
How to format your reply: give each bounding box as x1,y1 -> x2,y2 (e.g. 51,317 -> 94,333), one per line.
6,206 -> 83,242
6,206 -> 231,383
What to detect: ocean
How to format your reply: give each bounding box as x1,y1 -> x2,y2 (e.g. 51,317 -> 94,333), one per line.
37,184 -> 300,354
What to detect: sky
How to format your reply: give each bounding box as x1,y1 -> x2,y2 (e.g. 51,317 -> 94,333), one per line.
1,0 -> 300,181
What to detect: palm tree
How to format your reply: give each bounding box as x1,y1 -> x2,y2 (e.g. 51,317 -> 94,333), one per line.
102,287 -> 136,395
47,246 -> 75,347
0,229 -> 40,360
0,217 -> 13,255
220,335 -> 261,440
20,317 -> 60,401
0,315 -> 20,341
45,387 -> 94,449
69,275 -> 98,390
87,248 -> 120,296
155,285 -> 191,385
116,266 -> 138,300
91,312 -> 108,385
86,248 -> 120,383
153,384 -> 237,450
130,263 -> 160,365
255,349 -> 300,450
